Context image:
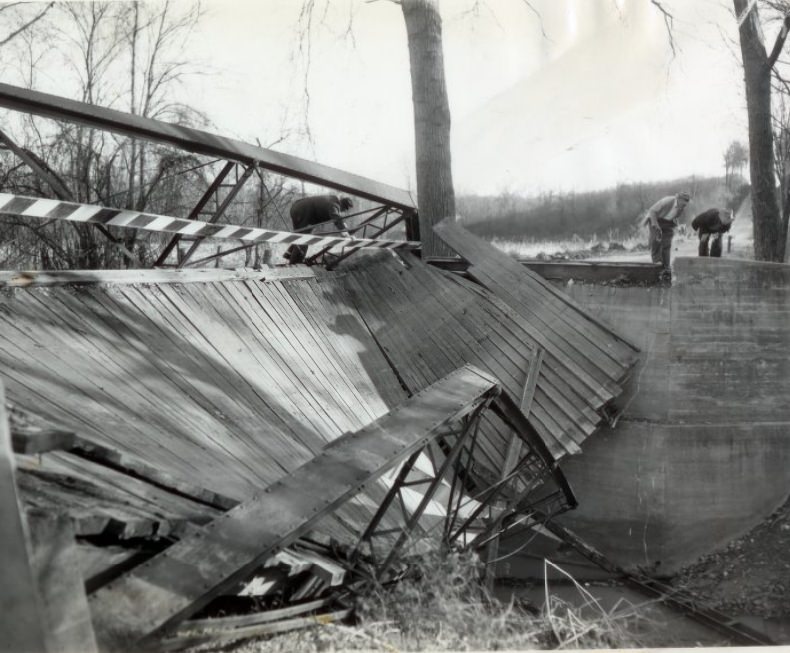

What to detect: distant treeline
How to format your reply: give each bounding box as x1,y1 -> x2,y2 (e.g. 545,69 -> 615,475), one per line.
458,176 -> 749,241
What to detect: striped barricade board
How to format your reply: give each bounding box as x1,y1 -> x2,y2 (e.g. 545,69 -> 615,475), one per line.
0,194 -> 420,254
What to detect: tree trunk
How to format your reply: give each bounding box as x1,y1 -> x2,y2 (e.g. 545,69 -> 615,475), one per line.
734,0 -> 784,261
401,0 -> 456,259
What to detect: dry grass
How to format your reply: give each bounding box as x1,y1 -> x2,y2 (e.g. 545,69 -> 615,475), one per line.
218,551 -> 651,652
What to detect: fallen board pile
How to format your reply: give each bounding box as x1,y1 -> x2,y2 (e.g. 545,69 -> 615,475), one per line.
338,222 -> 639,462
0,266 -> 576,651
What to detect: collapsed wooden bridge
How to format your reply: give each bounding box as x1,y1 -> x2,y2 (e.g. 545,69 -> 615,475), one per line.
3,226 -> 639,650
3,82 -> 789,650
0,82 -> 647,651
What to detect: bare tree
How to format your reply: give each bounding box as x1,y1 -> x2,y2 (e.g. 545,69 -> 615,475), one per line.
399,0 -> 456,258
724,140 -> 749,187
0,2 -> 54,49
733,0 -> 790,260
0,1 -> 208,270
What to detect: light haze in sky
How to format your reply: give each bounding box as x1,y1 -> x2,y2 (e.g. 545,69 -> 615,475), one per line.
21,0 -> 753,198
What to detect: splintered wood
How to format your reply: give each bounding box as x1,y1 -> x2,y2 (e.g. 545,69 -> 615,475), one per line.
341,242 -> 638,460
88,366 -> 499,647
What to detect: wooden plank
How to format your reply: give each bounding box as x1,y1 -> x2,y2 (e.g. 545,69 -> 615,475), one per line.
434,220 -> 639,363
0,266 -> 315,288
502,348 -> 545,477
403,258 -> 590,451
177,597 -> 333,632
12,426 -> 76,455
17,468 -> 168,538
163,608 -> 351,650
0,289 -> 218,482
88,366 -> 499,647
105,283 -> 312,487
69,438 -> 238,511
28,513 -> 99,653
267,281 -> 373,427
344,254 -> 582,459
26,452 -> 220,526
154,282 -> 333,455
311,270 -> 408,408
181,280 -> 343,440
282,277 -> 402,416
453,272 -> 615,408
16,288 -> 228,472
227,281 -> 356,435
0,381 -> 50,653
434,223 -> 639,384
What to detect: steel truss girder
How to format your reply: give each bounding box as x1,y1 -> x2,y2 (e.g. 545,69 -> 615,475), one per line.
306,207 -> 410,268
176,163 -> 256,268
349,390 -> 577,584
154,161 -> 236,266
352,398 -> 491,580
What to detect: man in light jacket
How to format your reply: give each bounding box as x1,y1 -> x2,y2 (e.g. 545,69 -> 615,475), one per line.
644,191 -> 691,279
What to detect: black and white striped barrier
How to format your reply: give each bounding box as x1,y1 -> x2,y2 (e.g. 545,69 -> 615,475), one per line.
0,194 -> 420,252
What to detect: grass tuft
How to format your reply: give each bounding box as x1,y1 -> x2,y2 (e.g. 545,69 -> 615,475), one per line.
218,550 -> 651,652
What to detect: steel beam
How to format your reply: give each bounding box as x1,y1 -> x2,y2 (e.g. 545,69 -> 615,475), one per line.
154,161 -> 236,266
177,164 -> 255,267
0,83 -> 415,210
323,212 -> 408,270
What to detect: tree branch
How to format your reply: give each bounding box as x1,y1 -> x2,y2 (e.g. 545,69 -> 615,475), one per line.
650,0 -> 677,57
520,0 -> 548,40
767,13 -> 790,69
0,1 -> 53,47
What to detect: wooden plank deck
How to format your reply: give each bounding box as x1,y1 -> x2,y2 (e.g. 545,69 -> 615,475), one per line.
340,252 -> 608,459
88,365 -> 500,648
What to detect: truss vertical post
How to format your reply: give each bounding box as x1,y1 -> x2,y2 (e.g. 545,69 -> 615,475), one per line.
484,349 -> 544,585
154,160 -> 236,266
304,206 -> 389,265
376,404 -> 488,577
353,448 -> 425,559
177,164 -> 255,268
323,212 -> 408,270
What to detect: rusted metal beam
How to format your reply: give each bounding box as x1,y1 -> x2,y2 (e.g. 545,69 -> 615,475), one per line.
323,212 -> 408,270
177,164 -> 255,267
154,161 -> 236,267
304,206 -> 390,264
0,83 -> 415,210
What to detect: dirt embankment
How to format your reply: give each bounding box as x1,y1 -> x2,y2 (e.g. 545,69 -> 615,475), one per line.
672,493 -> 790,619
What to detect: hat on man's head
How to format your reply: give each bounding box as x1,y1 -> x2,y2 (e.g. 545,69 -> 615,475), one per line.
677,192 -> 691,202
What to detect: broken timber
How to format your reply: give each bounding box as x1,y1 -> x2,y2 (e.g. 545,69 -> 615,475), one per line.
88,365 -> 501,648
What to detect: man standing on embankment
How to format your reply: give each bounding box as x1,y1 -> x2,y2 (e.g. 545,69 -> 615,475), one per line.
691,207 -> 735,257
644,191 -> 691,280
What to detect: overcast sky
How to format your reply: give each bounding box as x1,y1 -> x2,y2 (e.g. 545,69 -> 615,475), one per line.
22,0 -> 754,198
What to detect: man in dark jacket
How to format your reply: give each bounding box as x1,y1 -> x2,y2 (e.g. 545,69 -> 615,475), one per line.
691,208 -> 734,257
284,194 -> 354,264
